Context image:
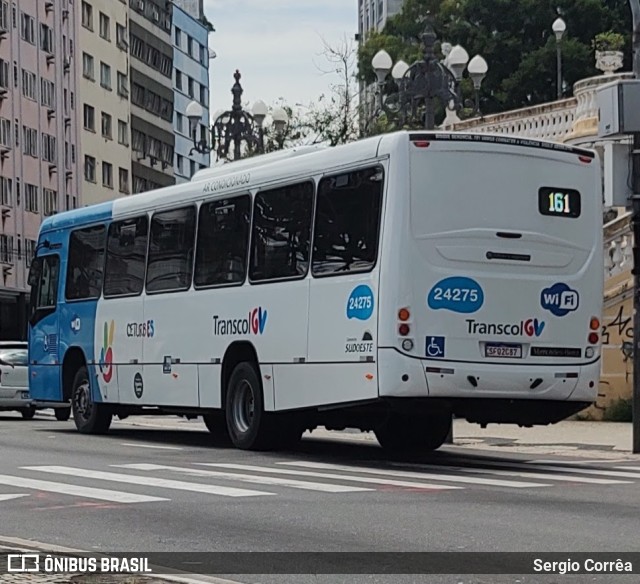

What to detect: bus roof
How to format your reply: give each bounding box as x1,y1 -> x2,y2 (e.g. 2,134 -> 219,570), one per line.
38,130 -> 596,234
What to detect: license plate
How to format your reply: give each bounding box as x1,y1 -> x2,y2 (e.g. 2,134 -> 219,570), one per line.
485,343 -> 522,358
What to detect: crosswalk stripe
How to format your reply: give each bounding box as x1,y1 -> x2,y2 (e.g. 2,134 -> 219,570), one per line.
391,460 -> 640,482
278,461 -> 550,488
21,466 -> 274,498
615,466 -> 640,472
0,494 -> 29,502
115,463 -> 373,493
0,474 -> 167,504
199,463 -> 462,491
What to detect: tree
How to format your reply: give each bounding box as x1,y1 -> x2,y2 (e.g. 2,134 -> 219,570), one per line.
357,0 -> 633,116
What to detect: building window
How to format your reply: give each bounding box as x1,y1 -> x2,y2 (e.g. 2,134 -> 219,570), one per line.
0,1 -> 7,31
146,207 -> 196,293
22,126 -> 37,158
200,85 -> 207,106
175,70 -> 182,91
117,71 -> 128,96
20,12 -> 35,44
0,59 -> 8,89
25,184 -> 38,213
0,117 -> 10,148
0,177 -> 12,206
119,168 -> 129,194
99,12 -> 110,40
102,161 -> 113,188
101,112 -> 112,139
81,1 -> 93,30
176,112 -> 183,134
130,33 -> 172,78
104,217 -> 149,297
176,154 -> 183,174
83,104 -> 95,131
43,188 -> 57,216
0,235 -> 13,263
194,195 -> 250,288
187,36 -> 193,57
41,78 -> 55,108
40,24 -> 54,53
188,77 -> 194,98
84,155 -> 96,182
200,44 -> 207,66
21,69 -> 36,100
190,159 -> 196,178
117,119 -> 129,145
116,23 -> 127,50
65,226 -> 105,300
174,27 -> 181,47
42,134 -> 57,163
250,182 -> 314,281
24,239 -> 36,268
82,52 -> 94,80
100,62 -> 111,90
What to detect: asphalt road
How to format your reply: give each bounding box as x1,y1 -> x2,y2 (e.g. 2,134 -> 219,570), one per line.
1,411 -> 640,584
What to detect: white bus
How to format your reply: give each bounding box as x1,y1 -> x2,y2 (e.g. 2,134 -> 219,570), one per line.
27,130 -> 604,452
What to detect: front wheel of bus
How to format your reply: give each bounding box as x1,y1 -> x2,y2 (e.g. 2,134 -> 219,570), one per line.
225,362 -> 273,450
375,413 -> 452,454
71,366 -> 112,434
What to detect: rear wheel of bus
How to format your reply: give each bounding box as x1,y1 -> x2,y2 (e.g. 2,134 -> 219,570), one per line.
225,361 -> 277,450
71,366 -> 112,434
374,412 -> 452,454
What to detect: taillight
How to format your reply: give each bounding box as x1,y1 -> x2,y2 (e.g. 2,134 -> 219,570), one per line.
588,332 -> 599,345
589,317 -> 600,331
398,307 -> 413,348
399,323 -> 410,336
398,308 -> 410,322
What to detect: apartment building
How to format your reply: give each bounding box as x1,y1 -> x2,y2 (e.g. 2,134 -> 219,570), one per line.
357,0 -> 404,40
79,0 -> 131,205
128,0 -> 175,193
173,4 -> 210,183
0,0 -> 80,340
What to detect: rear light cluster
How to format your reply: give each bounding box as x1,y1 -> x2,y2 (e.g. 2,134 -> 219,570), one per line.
398,307 -> 414,351
586,318 -> 600,357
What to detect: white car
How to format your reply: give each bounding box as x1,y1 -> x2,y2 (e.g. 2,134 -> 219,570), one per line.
0,341 -> 35,419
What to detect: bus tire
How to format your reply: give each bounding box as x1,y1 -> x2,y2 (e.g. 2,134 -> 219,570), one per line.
203,411 -> 231,443
375,413 -> 452,454
225,362 -> 273,450
55,407 -> 71,421
71,366 -> 112,434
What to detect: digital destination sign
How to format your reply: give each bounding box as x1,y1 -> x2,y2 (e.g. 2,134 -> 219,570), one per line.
538,187 -> 581,218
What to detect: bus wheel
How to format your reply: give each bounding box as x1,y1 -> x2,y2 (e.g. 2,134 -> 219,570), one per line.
374,413 -> 452,454
203,411 -> 231,443
71,366 -> 112,434
20,406 -> 36,420
55,407 -> 71,421
225,362 -> 273,450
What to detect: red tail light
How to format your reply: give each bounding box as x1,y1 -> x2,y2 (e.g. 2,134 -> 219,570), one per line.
399,324 -> 410,336
588,332 -> 599,345
589,317 -> 600,331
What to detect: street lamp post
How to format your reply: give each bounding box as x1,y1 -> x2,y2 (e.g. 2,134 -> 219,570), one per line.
552,17 -> 567,100
186,70 -> 289,162
371,16 -> 488,130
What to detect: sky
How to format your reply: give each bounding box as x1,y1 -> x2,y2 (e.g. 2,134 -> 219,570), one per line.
203,0 -> 359,119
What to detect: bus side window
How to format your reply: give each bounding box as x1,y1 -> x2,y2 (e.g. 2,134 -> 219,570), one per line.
65,225 -> 106,301
146,206 -> 196,293
312,166 -> 384,277
28,254 -> 60,325
194,195 -> 250,288
104,216 -> 149,298
250,182 -> 314,282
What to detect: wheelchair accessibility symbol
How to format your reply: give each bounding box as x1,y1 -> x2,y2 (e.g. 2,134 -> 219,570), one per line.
425,336 -> 445,358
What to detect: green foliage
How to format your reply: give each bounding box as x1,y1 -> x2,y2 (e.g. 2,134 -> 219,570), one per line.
593,31 -> 626,51
602,398 -> 632,422
357,0 -> 632,115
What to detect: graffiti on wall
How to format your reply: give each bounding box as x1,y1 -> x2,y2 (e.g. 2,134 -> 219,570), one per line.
602,305 -> 633,360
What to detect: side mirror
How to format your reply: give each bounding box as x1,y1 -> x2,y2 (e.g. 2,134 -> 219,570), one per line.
27,258 -> 42,287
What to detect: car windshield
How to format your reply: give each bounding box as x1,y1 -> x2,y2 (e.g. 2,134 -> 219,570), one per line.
0,348 -> 28,366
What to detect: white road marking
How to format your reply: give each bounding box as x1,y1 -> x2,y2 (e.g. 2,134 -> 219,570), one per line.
115,463 -> 373,493
0,475 -> 167,504
0,494 -> 29,502
199,463 -> 462,491
22,466 -> 273,498
120,443 -> 184,451
278,461 -> 550,488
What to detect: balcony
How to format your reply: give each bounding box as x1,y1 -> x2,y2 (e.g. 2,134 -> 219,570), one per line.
450,72 -> 634,144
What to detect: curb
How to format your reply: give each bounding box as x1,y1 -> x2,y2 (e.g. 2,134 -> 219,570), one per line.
0,536 -> 245,584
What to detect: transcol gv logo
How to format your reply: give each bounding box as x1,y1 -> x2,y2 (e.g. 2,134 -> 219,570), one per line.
466,318 -> 545,337
213,307 -> 268,336
99,320 -> 115,383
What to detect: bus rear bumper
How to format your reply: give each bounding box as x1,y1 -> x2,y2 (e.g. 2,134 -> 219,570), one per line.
378,348 -> 600,403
